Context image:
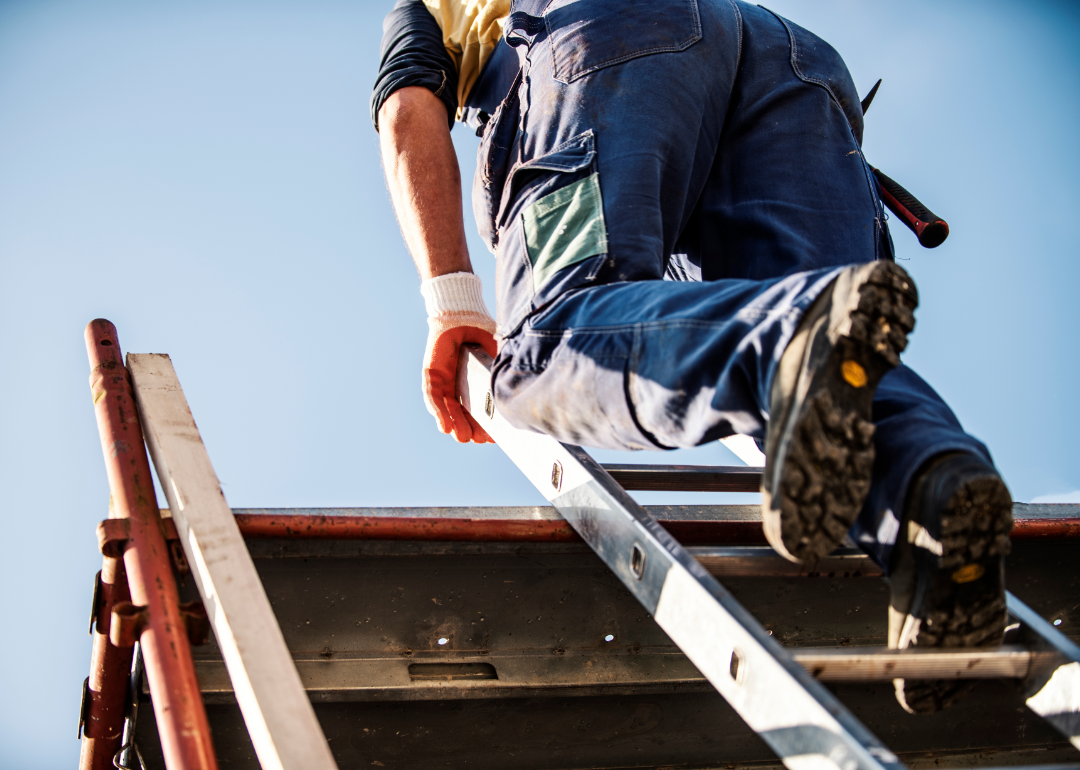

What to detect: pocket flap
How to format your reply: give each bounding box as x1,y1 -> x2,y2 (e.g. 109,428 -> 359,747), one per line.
515,131 -> 596,174
497,130 -> 597,228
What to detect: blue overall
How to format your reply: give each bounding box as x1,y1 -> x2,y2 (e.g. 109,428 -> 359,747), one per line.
464,0 -> 993,567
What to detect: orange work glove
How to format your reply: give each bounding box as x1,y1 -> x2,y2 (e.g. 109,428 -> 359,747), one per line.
420,272 -> 499,444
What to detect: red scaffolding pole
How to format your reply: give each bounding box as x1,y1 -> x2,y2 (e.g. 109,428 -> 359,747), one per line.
79,549 -> 133,769
81,319 -> 218,770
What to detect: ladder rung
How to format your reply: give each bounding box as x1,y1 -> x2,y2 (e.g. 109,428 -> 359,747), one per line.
187,646 -> 1055,702
690,546 -> 883,577
603,463 -> 762,492
792,645 -> 1055,682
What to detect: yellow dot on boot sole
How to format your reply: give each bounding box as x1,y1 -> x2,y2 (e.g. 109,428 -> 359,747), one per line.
951,564 -> 985,584
841,360 -> 868,388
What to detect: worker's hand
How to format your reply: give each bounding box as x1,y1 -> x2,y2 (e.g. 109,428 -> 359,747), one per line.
421,273 -> 498,444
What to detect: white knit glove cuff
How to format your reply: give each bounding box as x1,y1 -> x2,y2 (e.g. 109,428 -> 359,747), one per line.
420,272 -> 493,318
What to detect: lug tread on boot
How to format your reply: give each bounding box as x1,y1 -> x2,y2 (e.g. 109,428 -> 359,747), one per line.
777,262 -> 918,564
897,473 -> 1013,714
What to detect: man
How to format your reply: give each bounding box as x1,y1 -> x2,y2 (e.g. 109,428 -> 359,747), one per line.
372,0 -> 1013,713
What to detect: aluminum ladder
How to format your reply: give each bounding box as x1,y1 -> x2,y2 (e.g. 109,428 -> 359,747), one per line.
455,345 -> 1080,770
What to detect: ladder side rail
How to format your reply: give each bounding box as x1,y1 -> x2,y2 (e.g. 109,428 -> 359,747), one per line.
459,346 -> 903,770
1008,593 -> 1080,749
128,353 -> 339,770
84,321 -> 217,770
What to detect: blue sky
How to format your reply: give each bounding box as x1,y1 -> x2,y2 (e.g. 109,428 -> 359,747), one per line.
1,0 -> 1078,765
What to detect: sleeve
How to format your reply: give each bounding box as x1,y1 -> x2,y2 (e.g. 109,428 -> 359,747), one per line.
421,0 -> 510,122
371,0 -> 460,132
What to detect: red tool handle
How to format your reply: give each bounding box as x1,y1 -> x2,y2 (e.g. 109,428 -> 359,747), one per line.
872,167 -> 950,248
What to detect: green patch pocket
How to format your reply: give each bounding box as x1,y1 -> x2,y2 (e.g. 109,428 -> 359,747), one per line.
522,172 -> 608,294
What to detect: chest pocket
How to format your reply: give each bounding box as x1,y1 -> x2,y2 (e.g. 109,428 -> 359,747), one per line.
544,0 -> 702,84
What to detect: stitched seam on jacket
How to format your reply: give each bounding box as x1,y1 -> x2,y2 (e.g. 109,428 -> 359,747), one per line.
771,10 -> 845,113
767,6 -> 883,261
727,0 -> 743,75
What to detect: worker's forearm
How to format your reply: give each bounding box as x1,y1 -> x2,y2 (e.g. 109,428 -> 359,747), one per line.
379,87 -> 473,279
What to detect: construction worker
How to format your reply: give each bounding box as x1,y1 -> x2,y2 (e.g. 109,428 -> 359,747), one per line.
373,0 -> 1013,713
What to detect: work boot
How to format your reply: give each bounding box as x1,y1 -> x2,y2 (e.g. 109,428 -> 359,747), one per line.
762,261 -> 917,563
889,452 -> 1013,713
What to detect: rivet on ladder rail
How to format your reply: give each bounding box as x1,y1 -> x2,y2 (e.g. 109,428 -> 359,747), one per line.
729,649 -> 743,683
630,543 -> 646,580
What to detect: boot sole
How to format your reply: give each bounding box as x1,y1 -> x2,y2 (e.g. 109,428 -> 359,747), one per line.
763,261 -> 918,563
895,475 -> 1013,713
